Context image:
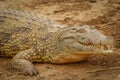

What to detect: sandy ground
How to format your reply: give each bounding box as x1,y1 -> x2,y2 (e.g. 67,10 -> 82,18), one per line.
0,56 -> 120,80
0,0 -> 120,80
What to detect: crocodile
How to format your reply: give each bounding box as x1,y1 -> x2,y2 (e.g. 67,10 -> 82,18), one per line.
0,8 -> 114,76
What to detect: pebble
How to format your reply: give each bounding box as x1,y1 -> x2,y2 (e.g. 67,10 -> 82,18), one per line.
117,74 -> 120,78
0,72 -> 2,75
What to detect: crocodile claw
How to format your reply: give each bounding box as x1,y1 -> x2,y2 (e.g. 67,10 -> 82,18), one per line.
22,67 -> 39,76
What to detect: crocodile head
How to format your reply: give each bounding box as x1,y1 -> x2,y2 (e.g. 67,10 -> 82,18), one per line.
58,25 -> 114,53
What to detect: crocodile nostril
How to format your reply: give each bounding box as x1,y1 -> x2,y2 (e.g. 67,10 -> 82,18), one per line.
0,20 -> 4,22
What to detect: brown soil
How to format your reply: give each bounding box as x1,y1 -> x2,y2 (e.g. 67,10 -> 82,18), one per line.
0,0 -> 120,80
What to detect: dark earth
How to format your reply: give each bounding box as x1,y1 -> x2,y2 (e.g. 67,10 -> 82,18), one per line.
0,0 -> 120,80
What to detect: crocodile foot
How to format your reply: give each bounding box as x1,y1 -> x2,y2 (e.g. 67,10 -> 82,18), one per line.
10,59 -> 39,76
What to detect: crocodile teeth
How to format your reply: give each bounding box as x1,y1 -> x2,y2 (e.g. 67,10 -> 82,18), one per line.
103,50 -> 113,53
82,42 -> 113,53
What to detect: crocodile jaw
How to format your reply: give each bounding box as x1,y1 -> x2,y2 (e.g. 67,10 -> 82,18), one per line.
58,33 -> 114,53
58,25 -> 114,53
80,43 -> 114,53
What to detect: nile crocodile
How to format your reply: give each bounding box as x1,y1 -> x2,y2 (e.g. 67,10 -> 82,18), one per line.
0,8 -> 114,76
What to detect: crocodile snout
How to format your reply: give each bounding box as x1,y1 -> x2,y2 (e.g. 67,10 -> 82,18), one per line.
100,36 -> 114,53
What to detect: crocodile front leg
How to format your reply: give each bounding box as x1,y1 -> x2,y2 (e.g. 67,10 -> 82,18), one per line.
10,48 -> 40,76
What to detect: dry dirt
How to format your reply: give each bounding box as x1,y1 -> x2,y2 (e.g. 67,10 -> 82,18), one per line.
0,0 -> 120,80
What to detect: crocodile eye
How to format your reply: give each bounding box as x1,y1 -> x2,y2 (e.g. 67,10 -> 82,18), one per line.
81,37 -> 85,39
78,29 -> 86,33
